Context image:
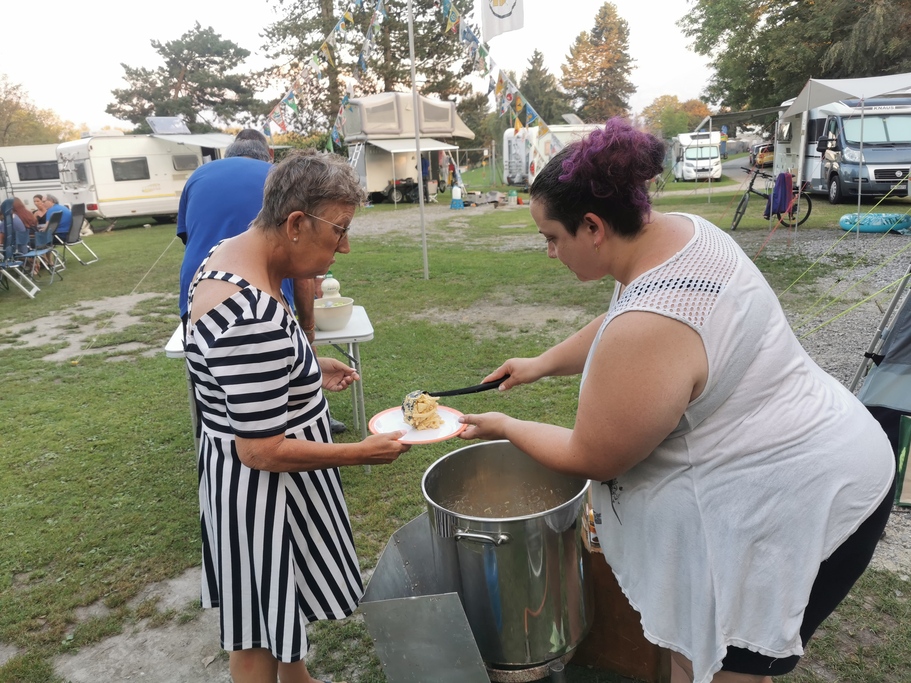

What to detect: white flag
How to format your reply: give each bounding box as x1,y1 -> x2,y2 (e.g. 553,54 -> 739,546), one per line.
481,0 -> 524,43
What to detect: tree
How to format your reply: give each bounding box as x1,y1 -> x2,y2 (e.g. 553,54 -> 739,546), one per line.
518,50 -> 565,125
456,92 -> 491,151
0,75 -> 79,145
263,0 -> 477,135
641,95 -> 712,138
560,2 -> 635,123
106,23 -> 265,133
679,0 -> 911,111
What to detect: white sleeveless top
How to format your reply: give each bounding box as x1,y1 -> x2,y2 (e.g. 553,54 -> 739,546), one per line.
586,214 -> 894,683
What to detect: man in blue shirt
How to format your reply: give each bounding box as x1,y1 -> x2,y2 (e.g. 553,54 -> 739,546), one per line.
43,195 -> 72,241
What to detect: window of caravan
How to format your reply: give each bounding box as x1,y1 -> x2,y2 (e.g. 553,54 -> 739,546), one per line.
843,115 -> 911,144
684,146 -> 720,160
172,154 -> 199,171
17,161 -> 59,181
112,157 -> 150,181
777,121 -> 792,143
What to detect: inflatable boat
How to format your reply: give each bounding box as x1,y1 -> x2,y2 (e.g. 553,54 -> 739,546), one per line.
839,213 -> 911,233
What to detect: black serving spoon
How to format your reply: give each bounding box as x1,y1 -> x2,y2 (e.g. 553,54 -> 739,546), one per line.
426,374 -> 510,397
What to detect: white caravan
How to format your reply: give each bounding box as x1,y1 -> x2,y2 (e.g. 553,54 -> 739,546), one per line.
672,131 -> 723,181
56,131 -> 234,221
0,144 -> 63,210
503,128 -> 532,187
525,124 -> 602,186
773,95 -> 911,203
342,93 -> 475,203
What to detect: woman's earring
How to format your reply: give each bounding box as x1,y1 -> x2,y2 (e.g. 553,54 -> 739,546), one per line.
293,237 -> 298,242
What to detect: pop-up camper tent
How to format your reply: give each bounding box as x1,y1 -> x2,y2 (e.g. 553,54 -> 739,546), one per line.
853,265 -> 911,505
342,92 -> 475,202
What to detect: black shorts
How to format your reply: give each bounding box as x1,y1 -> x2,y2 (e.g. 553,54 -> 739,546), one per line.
721,477 -> 895,676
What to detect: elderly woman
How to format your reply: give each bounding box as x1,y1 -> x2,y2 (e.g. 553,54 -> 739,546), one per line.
185,149 -> 410,683
459,118 -> 895,683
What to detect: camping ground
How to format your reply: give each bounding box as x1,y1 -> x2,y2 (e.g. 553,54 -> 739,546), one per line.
3,194 -> 911,683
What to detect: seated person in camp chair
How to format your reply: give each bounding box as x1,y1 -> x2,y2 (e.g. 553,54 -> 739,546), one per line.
43,195 -> 72,242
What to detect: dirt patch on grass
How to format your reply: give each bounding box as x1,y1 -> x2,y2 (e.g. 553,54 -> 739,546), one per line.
0,293 -> 169,362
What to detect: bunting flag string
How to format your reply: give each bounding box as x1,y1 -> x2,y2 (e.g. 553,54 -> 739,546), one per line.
264,0 -> 393,140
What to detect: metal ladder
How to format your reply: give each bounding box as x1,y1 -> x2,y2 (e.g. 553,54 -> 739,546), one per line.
348,142 -> 364,167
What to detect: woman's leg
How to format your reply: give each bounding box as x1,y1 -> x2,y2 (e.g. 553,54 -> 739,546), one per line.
229,648 -> 278,683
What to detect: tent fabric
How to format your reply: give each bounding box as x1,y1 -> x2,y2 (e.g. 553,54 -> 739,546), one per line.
342,92 -> 475,141
782,73 -> 911,118
368,139 -> 459,154
150,133 -> 235,149
695,106 -> 785,131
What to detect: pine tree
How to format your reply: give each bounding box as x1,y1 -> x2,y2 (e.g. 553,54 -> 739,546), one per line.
519,50 -> 565,126
106,23 -> 263,133
560,2 -> 636,122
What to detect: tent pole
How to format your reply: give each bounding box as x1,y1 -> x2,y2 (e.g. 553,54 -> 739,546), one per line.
849,261 -> 911,392
856,98 -> 865,245
407,0 -> 429,280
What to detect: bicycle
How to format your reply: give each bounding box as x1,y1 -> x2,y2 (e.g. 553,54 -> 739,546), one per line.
730,166 -> 812,230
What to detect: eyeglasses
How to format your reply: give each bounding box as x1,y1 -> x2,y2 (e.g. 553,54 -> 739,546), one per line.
277,211 -> 350,243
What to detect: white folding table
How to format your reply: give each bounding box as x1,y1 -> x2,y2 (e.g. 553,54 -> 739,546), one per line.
164,305 -> 375,440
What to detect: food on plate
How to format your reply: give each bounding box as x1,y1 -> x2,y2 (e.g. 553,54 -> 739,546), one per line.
402,390 -> 444,430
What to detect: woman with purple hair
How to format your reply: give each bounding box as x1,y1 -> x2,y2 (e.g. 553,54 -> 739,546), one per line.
459,117 -> 894,683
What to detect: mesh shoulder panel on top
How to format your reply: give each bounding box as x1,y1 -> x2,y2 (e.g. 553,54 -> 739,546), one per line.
612,216 -> 740,329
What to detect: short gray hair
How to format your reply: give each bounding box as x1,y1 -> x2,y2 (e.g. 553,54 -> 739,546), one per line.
255,149 -> 365,230
44,194 -> 59,204
224,139 -> 270,162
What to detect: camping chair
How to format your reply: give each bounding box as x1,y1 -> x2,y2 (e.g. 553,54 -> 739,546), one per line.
20,212 -> 64,283
57,204 -> 98,265
0,199 -> 40,298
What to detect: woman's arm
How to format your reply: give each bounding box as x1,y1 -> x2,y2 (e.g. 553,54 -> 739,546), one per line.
461,312 -> 707,480
236,431 -> 409,472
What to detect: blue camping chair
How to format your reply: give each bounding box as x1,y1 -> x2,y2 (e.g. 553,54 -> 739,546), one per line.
0,198 -> 40,298
20,211 -> 64,283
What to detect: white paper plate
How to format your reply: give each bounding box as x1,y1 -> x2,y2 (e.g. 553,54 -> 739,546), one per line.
368,405 -> 466,444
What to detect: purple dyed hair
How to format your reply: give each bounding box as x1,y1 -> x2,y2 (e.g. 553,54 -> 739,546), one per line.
530,117 -> 665,237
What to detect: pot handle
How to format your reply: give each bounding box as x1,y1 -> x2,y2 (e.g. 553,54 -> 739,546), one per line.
454,529 -> 510,546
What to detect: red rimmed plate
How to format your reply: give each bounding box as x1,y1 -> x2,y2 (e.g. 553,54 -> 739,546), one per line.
368,405 -> 467,444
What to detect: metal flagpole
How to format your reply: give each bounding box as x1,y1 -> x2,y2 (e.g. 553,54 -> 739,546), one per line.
407,0 -> 429,280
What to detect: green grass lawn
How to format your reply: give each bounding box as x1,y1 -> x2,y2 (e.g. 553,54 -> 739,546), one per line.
1,197 -> 910,682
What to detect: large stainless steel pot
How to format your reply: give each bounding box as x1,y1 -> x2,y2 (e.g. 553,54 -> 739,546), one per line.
421,440 -> 592,668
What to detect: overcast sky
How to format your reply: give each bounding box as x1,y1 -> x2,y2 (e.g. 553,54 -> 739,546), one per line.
1,0 -> 711,131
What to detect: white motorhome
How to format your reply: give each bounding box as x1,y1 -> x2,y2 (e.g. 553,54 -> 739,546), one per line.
0,144 -> 63,209
774,95 -> 911,203
672,131 -> 723,181
525,124 -> 602,186
342,92 -> 475,203
56,131 -> 234,221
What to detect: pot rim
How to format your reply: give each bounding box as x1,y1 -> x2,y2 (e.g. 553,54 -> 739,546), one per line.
421,439 -> 592,523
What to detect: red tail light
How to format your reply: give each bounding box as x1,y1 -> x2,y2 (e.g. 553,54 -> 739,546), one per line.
88,204 -> 99,211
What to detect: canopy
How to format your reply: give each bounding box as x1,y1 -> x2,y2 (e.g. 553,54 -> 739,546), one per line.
368,138 -> 459,153
342,92 -> 475,141
694,105 -> 785,132
783,73 -> 911,118
150,133 -> 235,148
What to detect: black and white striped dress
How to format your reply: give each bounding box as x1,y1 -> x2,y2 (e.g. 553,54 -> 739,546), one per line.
184,260 -> 363,663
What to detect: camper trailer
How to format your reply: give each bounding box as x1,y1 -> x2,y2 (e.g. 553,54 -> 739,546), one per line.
672,131 -> 723,181
773,96 -> 911,203
342,92 -> 474,203
525,124 -> 601,186
56,131 -> 234,221
503,128 -> 532,187
0,144 -> 62,209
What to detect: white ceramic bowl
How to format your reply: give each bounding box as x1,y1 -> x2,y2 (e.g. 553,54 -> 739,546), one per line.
313,297 -> 354,331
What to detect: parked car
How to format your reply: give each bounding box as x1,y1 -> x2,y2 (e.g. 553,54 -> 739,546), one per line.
754,143 -> 774,168
749,141 -> 772,167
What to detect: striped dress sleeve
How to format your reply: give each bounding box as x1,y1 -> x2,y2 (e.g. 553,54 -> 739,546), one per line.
205,318 -> 293,439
